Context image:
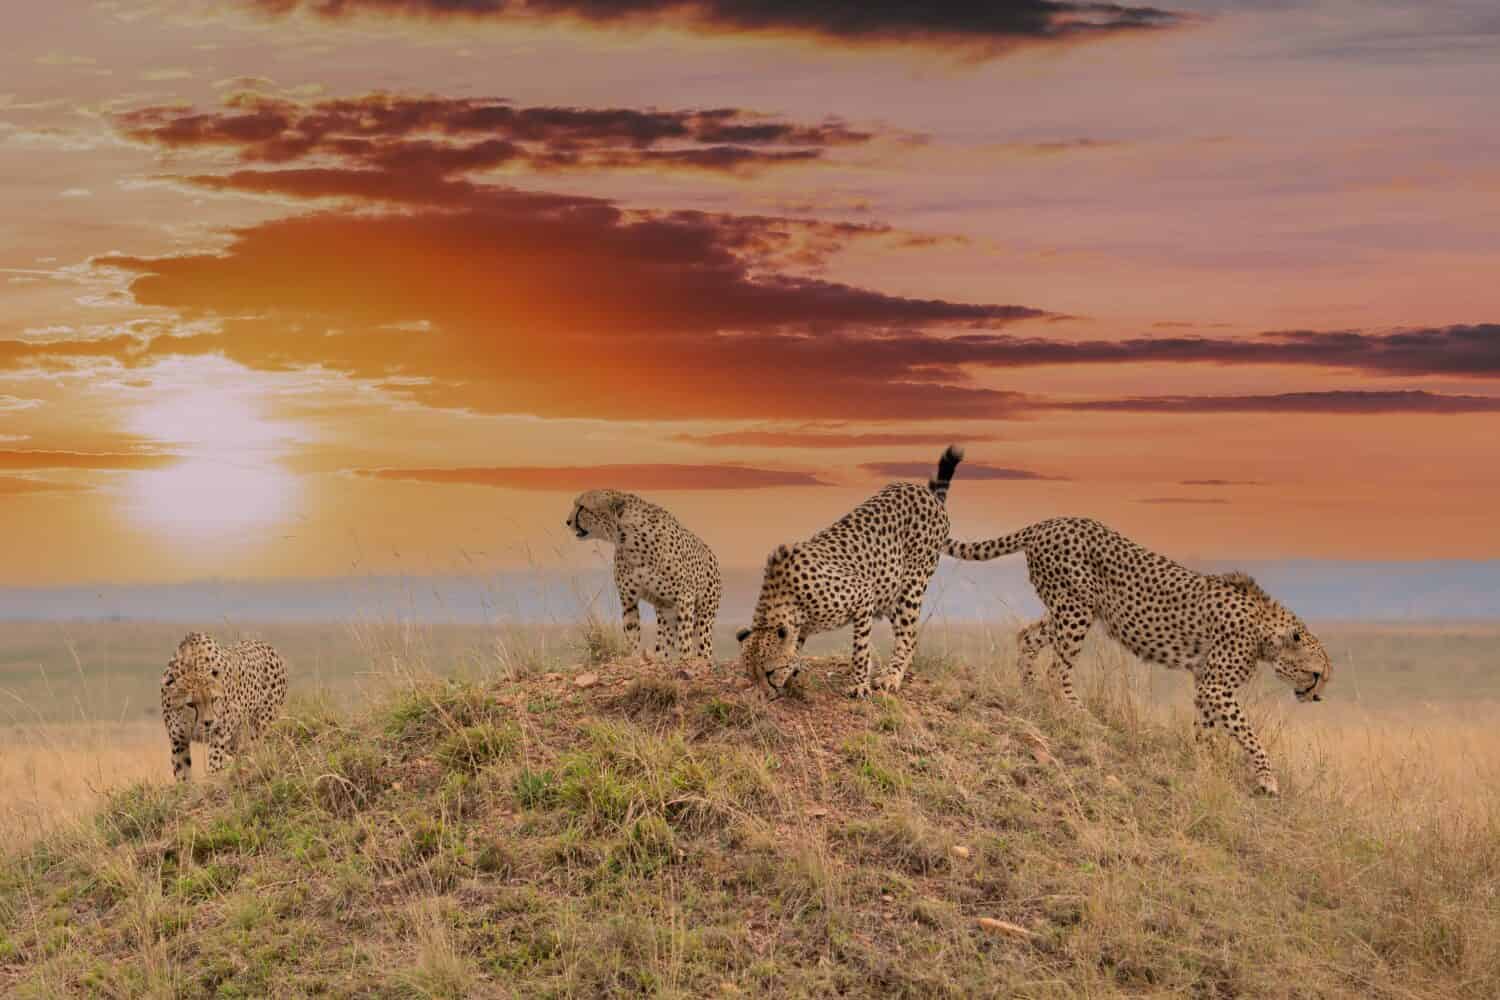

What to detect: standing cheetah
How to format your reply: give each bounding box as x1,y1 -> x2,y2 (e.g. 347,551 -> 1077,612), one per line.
736,445 -> 963,699
945,517 -> 1330,794
160,631 -> 287,781
566,490 -> 721,663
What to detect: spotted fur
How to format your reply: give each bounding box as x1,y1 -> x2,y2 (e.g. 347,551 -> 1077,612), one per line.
567,490 -> 721,663
736,445 -> 964,699
160,631 -> 288,782
946,517 -> 1330,794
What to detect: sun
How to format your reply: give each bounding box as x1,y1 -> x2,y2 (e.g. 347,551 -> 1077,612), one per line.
123,369 -> 303,541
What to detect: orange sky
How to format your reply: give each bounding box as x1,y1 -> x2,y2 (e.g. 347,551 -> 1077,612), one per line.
1,0 -> 1498,584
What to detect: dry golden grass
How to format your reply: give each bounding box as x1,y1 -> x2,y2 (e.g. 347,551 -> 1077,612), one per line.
0,723 -> 163,843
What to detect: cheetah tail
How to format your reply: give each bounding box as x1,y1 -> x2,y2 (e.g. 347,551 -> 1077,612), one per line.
927,444 -> 965,505
943,527 -> 1030,562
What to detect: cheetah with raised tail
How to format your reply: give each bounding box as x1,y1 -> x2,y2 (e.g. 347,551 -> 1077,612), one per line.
160,631 -> 287,781
945,517 -> 1330,794
736,445 -> 964,699
566,490 -> 721,664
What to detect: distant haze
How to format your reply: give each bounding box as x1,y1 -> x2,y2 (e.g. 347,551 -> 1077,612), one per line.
2,562 -> 1496,625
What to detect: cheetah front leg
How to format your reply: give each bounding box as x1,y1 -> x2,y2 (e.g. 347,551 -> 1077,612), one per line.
617,580 -> 650,662
844,607 -> 878,699
164,707 -> 194,782
204,718 -> 234,775
1015,618 -> 1050,686
875,581 -> 928,693
1199,670 -> 1279,796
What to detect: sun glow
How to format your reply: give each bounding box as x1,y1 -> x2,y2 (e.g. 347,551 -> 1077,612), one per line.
123,369 -> 303,541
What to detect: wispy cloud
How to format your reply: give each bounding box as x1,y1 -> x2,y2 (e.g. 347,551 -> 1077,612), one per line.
860,461 -> 1065,481
672,427 -> 997,449
352,463 -> 829,490
1058,389 -> 1500,413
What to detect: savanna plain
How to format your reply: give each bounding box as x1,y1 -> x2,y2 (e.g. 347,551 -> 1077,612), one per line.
2,611 -> 1498,997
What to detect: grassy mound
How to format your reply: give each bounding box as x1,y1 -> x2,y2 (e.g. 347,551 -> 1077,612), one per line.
2,649 -> 1496,998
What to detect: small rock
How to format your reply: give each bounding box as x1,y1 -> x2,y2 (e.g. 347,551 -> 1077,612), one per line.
950,845 -> 971,860
881,894 -> 894,903
1104,775 -> 1124,790
807,807 -> 829,819
544,673 -> 563,682
719,984 -> 740,996
574,672 -> 600,689
976,917 -> 1036,941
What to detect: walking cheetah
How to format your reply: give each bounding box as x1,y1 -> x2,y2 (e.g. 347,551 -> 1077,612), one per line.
566,490 -> 721,663
736,445 -> 964,699
160,631 -> 287,781
945,517 -> 1330,794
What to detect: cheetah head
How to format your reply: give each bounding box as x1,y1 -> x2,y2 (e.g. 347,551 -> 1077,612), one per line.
163,631 -> 226,727
1266,618 -> 1331,703
566,490 -> 627,541
1221,573 -> 1330,703
736,621 -> 800,698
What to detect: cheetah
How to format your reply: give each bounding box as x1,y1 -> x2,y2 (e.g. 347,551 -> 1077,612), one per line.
736,445 -> 964,699
566,490 -> 721,664
945,517 -> 1330,794
160,631 -> 288,782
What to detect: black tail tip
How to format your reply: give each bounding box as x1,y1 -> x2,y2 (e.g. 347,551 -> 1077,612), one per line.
935,444 -> 964,480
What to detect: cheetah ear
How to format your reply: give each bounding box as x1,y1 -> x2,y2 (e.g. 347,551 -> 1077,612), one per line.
608,494 -> 628,516
735,627 -> 752,643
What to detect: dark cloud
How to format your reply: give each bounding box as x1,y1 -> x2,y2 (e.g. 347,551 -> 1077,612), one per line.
117,93 -> 870,178
1057,389 -> 1500,413
352,463 -> 829,490
673,428 -> 1000,448
0,450 -> 178,471
239,0 -> 1186,52
860,461 -> 1065,481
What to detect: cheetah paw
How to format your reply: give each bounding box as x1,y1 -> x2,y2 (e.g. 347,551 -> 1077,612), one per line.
844,681 -> 873,699
873,672 -> 904,693
1254,774 -> 1281,797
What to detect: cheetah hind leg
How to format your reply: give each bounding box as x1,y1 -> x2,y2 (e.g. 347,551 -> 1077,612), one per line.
843,609 -> 877,699
875,582 -> 927,693
673,598 -> 696,667
694,595 -> 718,668
1045,608 -> 1090,712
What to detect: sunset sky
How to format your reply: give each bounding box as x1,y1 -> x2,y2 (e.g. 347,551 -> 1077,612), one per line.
2,0 -> 1498,587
